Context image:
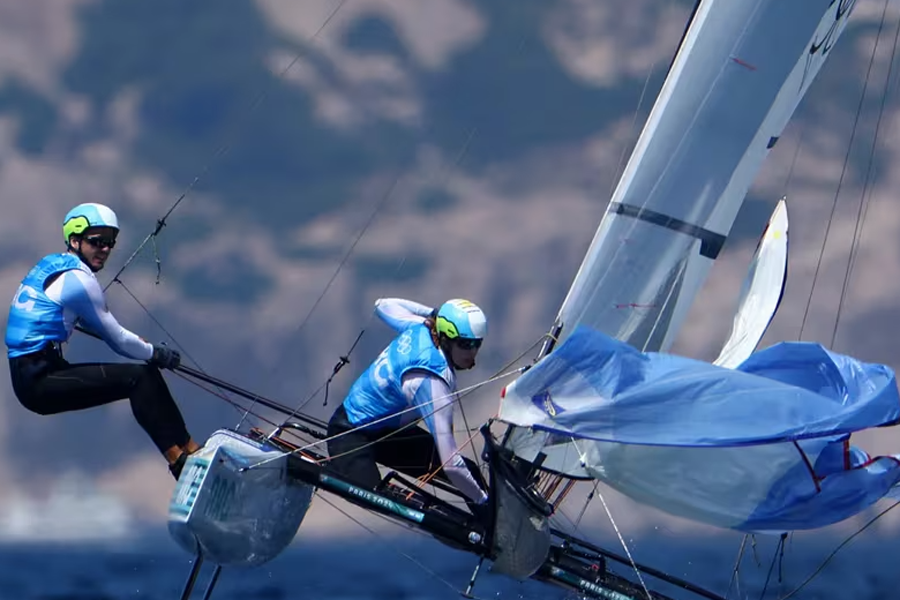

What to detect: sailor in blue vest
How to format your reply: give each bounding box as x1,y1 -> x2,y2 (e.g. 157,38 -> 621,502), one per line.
327,297 -> 490,518
5,203 -> 200,480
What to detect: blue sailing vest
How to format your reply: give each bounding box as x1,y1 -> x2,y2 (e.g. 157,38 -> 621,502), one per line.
6,253 -> 86,358
343,323 -> 454,430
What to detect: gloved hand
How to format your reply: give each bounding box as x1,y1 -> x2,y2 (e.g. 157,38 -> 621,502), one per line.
150,344 -> 181,370
469,496 -> 493,528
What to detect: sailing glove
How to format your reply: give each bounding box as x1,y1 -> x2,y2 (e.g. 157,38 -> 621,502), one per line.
150,344 -> 181,370
469,497 -> 493,528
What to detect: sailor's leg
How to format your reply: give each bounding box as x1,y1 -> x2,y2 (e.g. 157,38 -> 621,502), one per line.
14,360 -> 195,474
372,424 -> 441,479
373,425 -> 486,489
325,404 -> 382,489
374,427 -> 488,512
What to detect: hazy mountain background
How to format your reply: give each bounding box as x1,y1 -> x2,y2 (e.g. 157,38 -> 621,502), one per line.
2,0 -> 900,598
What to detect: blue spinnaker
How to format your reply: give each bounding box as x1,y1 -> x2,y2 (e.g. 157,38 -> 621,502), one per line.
498,325 -> 900,532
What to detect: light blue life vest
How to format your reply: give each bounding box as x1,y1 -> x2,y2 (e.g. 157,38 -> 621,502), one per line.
343,323 -> 454,430
6,253 -> 86,358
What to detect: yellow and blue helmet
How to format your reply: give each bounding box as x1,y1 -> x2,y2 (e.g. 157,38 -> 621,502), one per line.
63,203 -> 119,245
435,299 -> 487,341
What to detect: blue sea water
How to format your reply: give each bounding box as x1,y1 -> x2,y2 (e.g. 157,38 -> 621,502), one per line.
0,526 -> 894,600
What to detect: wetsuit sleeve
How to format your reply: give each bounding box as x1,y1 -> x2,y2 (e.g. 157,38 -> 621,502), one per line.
53,269 -> 155,361
374,298 -> 434,333
401,371 -> 488,504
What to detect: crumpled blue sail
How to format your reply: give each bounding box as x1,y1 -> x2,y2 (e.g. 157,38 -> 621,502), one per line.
498,325 -> 900,532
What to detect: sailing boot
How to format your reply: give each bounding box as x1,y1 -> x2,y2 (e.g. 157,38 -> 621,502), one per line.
169,438 -> 205,481
169,451 -> 189,481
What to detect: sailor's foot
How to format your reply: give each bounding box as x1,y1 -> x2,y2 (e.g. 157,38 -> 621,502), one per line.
166,439 -> 203,480
169,451 -> 189,480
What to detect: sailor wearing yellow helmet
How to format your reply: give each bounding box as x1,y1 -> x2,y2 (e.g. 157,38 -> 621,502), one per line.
5,202 -> 200,479
326,297 -> 490,521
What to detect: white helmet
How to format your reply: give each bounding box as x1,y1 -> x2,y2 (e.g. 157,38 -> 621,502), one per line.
435,299 -> 488,340
63,203 -> 119,244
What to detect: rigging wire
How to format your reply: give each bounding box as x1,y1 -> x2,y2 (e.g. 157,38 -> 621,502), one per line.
104,0 -> 348,294
781,123 -> 808,198
776,500 -> 900,600
798,0 -> 893,343
831,0 -> 900,348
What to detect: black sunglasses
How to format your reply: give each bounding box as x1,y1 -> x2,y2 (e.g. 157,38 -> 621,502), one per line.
455,338 -> 482,350
82,235 -> 117,249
